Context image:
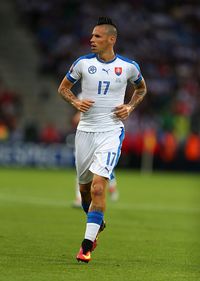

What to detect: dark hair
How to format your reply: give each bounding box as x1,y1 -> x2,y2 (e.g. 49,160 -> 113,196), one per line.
96,17 -> 117,29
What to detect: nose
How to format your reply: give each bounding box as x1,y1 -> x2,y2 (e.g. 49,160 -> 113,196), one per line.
90,35 -> 94,43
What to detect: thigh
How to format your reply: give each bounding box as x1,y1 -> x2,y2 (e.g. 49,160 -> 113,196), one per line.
90,127 -> 125,179
75,130 -> 95,184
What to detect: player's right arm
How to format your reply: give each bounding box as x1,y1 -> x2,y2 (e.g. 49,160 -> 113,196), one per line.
58,77 -> 94,112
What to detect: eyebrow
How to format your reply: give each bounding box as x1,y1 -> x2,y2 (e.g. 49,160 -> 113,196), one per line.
92,32 -> 102,37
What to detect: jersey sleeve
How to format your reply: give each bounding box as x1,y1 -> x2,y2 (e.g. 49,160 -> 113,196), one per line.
128,61 -> 143,85
66,59 -> 82,83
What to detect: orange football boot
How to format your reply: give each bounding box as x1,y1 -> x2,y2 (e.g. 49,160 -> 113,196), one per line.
76,247 -> 91,263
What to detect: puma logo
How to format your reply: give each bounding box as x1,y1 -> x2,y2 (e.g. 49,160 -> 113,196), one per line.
102,68 -> 110,75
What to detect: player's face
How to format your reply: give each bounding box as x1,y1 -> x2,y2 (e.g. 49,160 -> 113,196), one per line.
90,26 -> 113,54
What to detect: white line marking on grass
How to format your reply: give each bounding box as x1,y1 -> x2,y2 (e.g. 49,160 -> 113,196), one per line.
0,194 -> 68,207
0,193 -> 199,214
110,202 -> 200,214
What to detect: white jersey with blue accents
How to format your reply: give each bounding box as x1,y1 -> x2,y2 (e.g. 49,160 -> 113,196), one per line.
66,53 -> 143,132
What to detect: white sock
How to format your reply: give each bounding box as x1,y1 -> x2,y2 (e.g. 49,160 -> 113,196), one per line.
84,223 -> 101,242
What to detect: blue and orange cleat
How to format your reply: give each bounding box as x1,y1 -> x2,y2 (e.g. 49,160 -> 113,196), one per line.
76,247 -> 91,263
77,221 -> 106,262
99,220 -> 106,233
91,239 -> 97,252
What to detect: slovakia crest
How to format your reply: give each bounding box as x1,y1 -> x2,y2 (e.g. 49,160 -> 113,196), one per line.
115,67 -> 122,76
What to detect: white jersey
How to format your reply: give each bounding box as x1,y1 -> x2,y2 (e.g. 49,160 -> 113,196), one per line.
66,53 -> 143,132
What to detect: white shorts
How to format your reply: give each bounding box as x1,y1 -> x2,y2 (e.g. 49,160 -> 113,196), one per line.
75,127 -> 124,184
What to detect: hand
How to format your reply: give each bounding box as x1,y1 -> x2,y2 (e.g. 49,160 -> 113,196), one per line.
74,99 -> 94,112
114,104 -> 133,120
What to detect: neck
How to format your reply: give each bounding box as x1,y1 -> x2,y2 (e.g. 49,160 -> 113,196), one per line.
97,50 -> 115,62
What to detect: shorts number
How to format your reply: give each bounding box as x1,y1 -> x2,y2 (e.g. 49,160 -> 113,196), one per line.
106,152 -> 116,166
98,81 -> 110,95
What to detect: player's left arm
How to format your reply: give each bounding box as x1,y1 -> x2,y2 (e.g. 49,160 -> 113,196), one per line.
114,78 -> 147,120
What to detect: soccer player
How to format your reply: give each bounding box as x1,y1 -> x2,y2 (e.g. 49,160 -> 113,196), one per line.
58,17 -> 147,263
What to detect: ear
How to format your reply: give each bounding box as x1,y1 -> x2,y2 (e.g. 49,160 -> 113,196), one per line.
109,35 -> 116,45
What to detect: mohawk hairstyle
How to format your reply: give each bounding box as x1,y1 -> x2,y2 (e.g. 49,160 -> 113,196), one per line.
97,17 -> 117,29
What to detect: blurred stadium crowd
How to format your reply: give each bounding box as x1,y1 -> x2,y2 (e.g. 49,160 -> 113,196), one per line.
0,0 -> 200,170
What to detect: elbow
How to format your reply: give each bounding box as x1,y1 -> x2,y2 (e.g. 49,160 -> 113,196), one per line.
144,80 -> 147,95
139,87 -> 147,98
136,78 -> 147,97
58,85 -> 63,97
142,83 -> 147,97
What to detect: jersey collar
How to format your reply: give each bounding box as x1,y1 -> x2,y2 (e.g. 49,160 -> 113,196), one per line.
96,54 -> 117,64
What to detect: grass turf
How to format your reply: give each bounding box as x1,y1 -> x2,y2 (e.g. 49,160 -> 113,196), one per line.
0,168 -> 199,281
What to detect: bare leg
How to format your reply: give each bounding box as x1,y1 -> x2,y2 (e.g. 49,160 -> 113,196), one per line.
78,175 -> 108,256
79,182 -> 92,213
89,174 -> 108,213
72,177 -> 82,207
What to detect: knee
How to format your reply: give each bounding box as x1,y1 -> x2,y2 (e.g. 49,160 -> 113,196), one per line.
91,182 -> 104,198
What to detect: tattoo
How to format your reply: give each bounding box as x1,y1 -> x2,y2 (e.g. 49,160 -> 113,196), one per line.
59,87 -> 77,107
129,91 -> 146,110
90,205 -> 104,212
128,80 -> 147,110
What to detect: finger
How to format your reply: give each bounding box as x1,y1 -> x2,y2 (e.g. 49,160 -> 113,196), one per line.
115,105 -> 124,110
81,106 -> 90,111
115,111 -> 128,119
114,110 -> 126,116
80,103 -> 94,112
117,114 -> 127,120
114,107 -> 125,113
83,100 -> 95,105
80,100 -> 94,108
80,107 -> 89,112
82,103 -> 94,109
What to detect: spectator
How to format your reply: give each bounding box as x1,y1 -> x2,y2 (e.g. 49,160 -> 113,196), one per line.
40,123 -> 62,144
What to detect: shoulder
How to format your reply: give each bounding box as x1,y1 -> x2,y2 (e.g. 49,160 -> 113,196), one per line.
73,53 -> 96,66
116,54 -> 141,71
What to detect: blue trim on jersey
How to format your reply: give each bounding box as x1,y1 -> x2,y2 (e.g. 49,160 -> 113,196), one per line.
66,53 -> 96,83
96,54 -> 117,64
73,53 -> 96,67
134,76 -> 143,85
117,127 -> 125,161
110,127 -> 125,180
110,173 -> 115,180
66,73 -> 76,83
87,211 -> 103,225
117,54 -> 141,71
117,54 -> 143,83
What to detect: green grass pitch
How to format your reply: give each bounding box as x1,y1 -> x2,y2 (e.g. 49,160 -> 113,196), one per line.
0,168 -> 199,281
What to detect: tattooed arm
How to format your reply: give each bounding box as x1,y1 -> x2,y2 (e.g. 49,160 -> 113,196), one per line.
114,78 -> 147,120
58,77 -> 94,112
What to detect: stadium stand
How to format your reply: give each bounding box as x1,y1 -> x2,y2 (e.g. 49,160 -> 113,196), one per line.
0,0 -> 73,133
0,0 -> 199,170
